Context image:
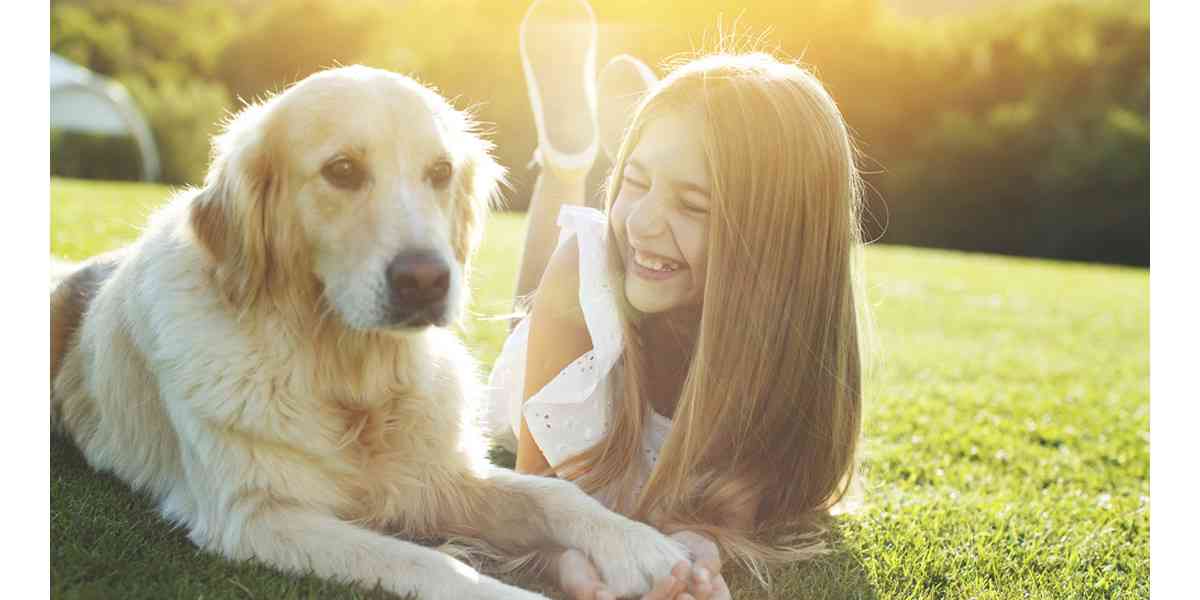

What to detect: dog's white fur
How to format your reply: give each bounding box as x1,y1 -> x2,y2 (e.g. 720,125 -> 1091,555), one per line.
50,66 -> 686,600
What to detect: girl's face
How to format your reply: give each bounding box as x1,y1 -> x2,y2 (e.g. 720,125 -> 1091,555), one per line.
611,108 -> 711,315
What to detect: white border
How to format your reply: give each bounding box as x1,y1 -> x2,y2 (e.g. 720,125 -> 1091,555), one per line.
1150,1 -> 1198,598
6,1 -> 49,598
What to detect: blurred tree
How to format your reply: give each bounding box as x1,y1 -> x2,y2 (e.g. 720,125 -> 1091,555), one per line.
215,0 -> 392,101
48,0 -> 1149,265
51,0 -> 238,185
119,74 -> 231,185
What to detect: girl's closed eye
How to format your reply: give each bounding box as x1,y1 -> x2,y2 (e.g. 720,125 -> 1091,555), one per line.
679,197 -> 709,215
623,174 -> 650,190
619,173 -> 708,215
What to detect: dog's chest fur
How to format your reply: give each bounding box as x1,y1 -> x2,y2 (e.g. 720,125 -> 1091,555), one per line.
330,342 -> 474,530
325,394 -> 462,530
195,322 -> 478,533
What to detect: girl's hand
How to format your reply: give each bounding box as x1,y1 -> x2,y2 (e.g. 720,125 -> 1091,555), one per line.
669,531 -> 732,600
557,548 -> 695,600
557,548 -> 608,600
632,552 -> 729,600
556,531 -> 735,599
635,561 -> 696,600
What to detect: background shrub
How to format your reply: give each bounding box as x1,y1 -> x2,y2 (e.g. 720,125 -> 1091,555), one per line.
50,130 -> 142,182
49,0 -> 1149,265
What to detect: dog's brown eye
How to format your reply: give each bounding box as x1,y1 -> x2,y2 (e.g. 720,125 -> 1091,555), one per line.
427,160 -> 453,189
322,158 -> 367,190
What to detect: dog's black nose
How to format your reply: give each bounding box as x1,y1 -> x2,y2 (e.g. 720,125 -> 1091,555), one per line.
387,252 -> 450,307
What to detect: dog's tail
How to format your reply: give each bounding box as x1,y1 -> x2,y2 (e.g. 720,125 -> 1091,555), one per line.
50,256 -> 83,392
50,257 -> 78,292
50,251 -> 125,389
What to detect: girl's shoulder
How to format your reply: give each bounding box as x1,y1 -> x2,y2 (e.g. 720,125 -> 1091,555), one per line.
535,205 -> 613,332
531,232 -> 587,333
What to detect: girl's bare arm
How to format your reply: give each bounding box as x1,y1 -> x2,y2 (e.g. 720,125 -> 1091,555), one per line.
516,238 -> 592,475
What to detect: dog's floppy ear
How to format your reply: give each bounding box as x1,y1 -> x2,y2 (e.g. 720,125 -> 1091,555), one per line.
450,130 -> 506,268
190,101 -> 290,310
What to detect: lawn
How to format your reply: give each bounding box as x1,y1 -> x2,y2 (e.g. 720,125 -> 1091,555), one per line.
50,177 -> 1149,599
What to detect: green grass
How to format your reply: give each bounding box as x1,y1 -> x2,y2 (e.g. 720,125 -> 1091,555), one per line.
50,177 -> 1148,599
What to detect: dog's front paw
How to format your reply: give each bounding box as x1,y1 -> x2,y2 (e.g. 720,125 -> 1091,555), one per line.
583,519 -> 690,598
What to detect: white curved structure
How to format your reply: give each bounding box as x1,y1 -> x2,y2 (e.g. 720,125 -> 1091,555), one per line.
50,52 -> 160,181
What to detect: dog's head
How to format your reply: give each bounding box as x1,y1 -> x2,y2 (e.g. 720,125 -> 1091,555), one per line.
191,66 -> 504,331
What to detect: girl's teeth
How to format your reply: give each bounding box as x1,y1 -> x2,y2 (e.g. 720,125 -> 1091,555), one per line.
634,252 -> 679,272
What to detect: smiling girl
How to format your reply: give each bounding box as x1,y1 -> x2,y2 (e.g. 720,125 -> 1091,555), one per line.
487,3 -> 870,599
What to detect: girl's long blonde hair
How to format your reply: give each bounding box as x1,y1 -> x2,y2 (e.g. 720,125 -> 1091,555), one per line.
555,51 -> 869,582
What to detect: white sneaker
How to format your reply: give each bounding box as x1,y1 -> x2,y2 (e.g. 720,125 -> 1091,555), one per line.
598,54 -> 659,162
520,0 -> 599,180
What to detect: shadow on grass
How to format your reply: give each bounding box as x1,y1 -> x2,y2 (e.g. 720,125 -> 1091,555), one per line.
490,446 -> 878,600
758,524 -> 878,600
53,435 -> 877,599
51,431 -> 405,599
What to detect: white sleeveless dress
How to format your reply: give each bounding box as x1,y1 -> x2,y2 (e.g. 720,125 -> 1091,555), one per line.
486,206 -> 672,500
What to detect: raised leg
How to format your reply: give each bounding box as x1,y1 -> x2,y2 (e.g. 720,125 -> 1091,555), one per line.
514,0 -> 599,305
514,168 -> 589,303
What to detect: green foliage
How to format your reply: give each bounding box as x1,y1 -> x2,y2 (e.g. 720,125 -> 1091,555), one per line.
870,0 -> 1150,265
50,178 -> 1149,598
49,0 -> 1149,263
50,2 -> 135,75
51,0 -> 240,77
50,130 -> 143,182
215,0 -> 396,101
51,0 -> 238,185
119,74 -> 230,185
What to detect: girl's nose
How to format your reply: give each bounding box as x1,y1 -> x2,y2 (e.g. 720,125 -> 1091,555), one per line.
626,193 -> 668,239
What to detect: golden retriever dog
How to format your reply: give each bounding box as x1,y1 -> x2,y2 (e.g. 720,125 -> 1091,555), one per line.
50,65 -> 686,599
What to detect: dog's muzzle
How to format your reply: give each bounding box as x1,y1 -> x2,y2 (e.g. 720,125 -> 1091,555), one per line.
385,251 -> 450,327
